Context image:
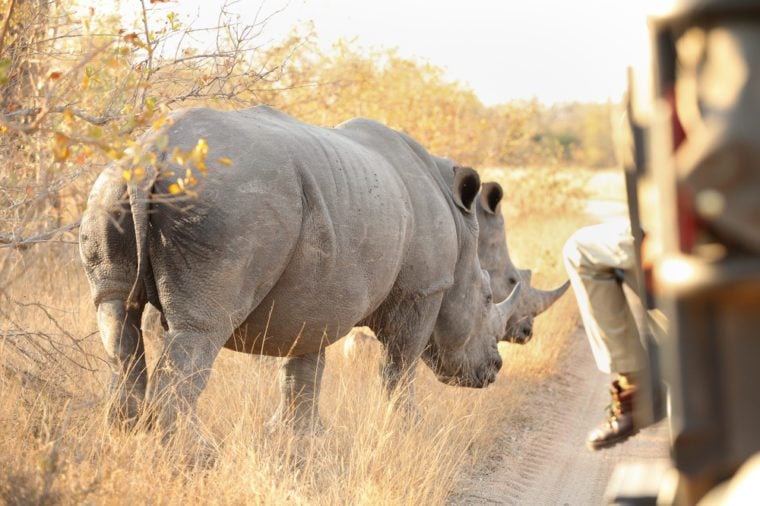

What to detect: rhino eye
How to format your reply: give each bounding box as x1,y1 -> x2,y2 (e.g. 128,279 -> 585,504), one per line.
486,294 -> 493,304
508,277 -> 517,285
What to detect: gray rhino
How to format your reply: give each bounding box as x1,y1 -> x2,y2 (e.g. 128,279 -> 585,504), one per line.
475,182 -> 569,343
79,105 -> 520,433
433,157 -> 569,344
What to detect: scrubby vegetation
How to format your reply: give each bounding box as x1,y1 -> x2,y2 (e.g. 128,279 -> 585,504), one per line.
0,165 -> 588,505
0,0 -> 616,248
0,1 -> 612,503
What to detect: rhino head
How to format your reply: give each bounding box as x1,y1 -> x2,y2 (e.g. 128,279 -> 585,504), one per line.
422,167 -> 521,388
476,181 -> 570,344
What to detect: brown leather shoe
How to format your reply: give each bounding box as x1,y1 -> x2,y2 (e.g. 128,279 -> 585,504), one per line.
587,380 -> 638,450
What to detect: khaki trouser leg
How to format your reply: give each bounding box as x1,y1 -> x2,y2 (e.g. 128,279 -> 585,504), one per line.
563,220 -> 649,375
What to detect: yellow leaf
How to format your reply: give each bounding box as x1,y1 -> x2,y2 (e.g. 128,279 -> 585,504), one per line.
168,183 -> 181,194
53,146 -> 69,162
53,132 -> 70,161
186,138 -> 208,173
171,147 -> 185,165
153,116 -> 168,131
122,170 -> 132,182
192,138 -> 208,161
107,148 -> 125,160
123,33 -> 146,49
218,157 -> 233,166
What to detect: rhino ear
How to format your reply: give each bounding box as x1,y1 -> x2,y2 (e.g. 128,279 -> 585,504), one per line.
452,166 -> 480,213
480,182 -> 503,214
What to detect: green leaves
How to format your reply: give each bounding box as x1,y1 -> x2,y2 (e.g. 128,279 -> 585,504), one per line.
166,11 -> 181,31
0,58 -> 11,86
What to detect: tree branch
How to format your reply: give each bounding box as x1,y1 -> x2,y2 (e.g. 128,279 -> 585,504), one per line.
0,219 -> 81,249
0,0 -> 17,56
1,105 -> 120,125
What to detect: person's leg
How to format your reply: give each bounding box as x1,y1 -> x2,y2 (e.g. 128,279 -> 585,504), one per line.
563,220 -> 648,374
563,220 -> 649,449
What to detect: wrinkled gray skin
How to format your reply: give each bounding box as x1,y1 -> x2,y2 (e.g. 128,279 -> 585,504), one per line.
433,157 -> 570,344
80,105 -> 521,434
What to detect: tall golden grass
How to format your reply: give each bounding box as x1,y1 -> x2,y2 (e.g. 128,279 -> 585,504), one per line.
0,166 -> 601,505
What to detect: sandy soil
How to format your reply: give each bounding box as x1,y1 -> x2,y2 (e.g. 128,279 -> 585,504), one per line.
452,329 -> 670,505
450,169 -> 670,505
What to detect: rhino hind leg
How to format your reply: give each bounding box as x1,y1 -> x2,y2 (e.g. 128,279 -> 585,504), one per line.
96,300 -> 147,427
147,328 -> 228,438
266,349 -> 326,434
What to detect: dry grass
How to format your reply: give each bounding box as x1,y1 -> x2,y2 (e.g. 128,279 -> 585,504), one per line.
0,166 -> 603,505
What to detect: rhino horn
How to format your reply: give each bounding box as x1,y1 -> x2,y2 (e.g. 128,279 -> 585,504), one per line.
496,282 -> 522,320
530,280 -> 570,315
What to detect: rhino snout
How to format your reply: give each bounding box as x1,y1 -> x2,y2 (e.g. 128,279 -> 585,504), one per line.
514,324 -> 533,344
428,347 -> 502,388
458,349 -> 502,388
503,317 -> 533,344
486,353 -> 503,384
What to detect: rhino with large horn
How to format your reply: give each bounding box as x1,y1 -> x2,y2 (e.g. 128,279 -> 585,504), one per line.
432,157 -> 569,344
476,181 -> 570,344
80,106 -> 520,435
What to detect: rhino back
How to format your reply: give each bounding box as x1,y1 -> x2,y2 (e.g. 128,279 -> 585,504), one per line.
146,106 -> 456,355
335,119 -> 460,292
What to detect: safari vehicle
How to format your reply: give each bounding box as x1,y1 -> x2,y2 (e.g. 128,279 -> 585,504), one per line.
606,1 -> 760,504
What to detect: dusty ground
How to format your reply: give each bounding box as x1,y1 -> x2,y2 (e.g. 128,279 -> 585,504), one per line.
451,170 -> 670,505
452,329 -> 670,505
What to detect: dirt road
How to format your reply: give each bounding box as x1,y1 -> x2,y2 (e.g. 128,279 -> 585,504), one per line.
453,330 -> 669,505
452,170 -> 670,505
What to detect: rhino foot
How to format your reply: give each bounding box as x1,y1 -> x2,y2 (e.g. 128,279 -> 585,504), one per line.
107,395 -> 143,430
163,417 -> 219,470
264,410 -> 325,436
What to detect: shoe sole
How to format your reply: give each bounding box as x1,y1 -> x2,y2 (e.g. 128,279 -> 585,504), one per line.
587,429 -> 640,451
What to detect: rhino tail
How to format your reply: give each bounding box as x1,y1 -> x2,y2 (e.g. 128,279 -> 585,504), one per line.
126,164 -> 161,313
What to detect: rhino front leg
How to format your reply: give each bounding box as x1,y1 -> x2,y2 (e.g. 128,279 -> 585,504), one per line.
380,342 -> 424,421
96,300 -> 147,427
266,349 -> 326,434
371,292 -> 444,419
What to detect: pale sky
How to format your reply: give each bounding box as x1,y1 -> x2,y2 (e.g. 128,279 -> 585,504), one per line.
117,0 -> 659,105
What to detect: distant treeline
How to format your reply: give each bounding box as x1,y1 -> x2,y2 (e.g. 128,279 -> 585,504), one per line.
255,31 -> 619,169
0,3 -> 617,249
